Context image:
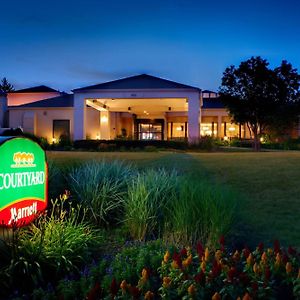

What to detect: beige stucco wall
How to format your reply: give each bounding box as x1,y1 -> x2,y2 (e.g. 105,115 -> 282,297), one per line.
86,108 -> 100,139
9,108 -> 73,142
8,92 -> 61,106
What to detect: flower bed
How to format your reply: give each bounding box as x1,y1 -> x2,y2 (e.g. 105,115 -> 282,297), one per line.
106,240 -> 300,299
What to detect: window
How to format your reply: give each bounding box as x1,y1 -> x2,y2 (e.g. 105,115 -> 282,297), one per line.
53,120 -> 70,141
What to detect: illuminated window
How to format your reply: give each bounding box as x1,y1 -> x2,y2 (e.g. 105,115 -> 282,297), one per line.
200,123 -> 217,136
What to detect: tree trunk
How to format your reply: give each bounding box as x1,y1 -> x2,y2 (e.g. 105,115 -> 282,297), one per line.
252,130 -> 261,151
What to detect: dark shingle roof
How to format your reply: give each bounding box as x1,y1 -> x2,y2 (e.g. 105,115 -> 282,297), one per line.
202,97 -> 225,109
73,74 -> 200,92
9,94 -> 73,108
11,85 -> 59,93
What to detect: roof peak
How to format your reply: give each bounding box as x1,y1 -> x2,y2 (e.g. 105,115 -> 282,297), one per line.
11,85 -> 60,94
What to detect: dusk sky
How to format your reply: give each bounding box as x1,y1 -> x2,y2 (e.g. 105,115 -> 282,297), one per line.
1,0 -> 300,92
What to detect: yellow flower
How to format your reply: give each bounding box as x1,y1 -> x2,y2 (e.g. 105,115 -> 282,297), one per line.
171,260 -> 179,269
120,280 -> 127,292
215,250 -> 222,261
144,291 -> 154,300
246,253 -> 254,266
267,248 -> 273,255
188,284 -> 196,296
253,262 -> 260,274
286,262 -> 292,274
201,260 -> 206,272
205,248 -> 210,262
163,251 -> 170,263
163,277 -> 171,288
212,292 -> 221,300
261,252 -> 267,264
298,268 -> 300,279
183,254 -> 193,268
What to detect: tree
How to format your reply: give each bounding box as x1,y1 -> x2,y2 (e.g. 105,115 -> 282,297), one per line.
219,56 -> 300,151
0,77 -> 14,93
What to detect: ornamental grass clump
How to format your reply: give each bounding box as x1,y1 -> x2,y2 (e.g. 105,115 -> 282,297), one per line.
67,160 -> 134,226
4,193 -> 98,293
164,177 -> 236,247
124,169 -> 179,241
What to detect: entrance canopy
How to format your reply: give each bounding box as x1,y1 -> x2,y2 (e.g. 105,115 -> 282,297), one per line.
72,74 -> 201,142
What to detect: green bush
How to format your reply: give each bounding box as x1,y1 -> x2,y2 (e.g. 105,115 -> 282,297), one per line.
124,169 -> 179,241
67,160 -> 134,226
4,195 -> 98,293
164,178 -> 236,247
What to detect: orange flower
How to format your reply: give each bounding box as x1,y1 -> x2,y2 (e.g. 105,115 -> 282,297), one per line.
246,253 -> 254,266
253,262 -> 260,274
215,250 -> 222,261
171,260 -> 179,269
144,291 -> 154,300
286,262 -> 292,274
242,292 -> 251,300
212,292 -> 221,300
183,254 -> 193,268
201,260 -> 206,272
205,248 -> 210,262
120,280 -> 127,292
164,251 -> 170,263
188,284 -> 196,296
275,253 -> 281,267
261,252 -> 267,264
163,277 -> 171,288
142,268 -> 149,281
233,250 -> 240,261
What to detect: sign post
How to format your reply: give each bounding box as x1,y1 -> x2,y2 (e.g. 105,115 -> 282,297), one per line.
0,137 -> 48,227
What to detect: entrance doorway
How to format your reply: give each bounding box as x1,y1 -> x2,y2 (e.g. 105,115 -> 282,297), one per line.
134,119 -> 164,140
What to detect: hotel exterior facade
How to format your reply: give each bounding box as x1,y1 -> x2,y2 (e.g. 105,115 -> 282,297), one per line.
0,74 -> 277,143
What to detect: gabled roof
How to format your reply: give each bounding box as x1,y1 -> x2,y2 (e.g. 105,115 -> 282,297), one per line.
202,97 -> 225,109
11,85 -> 60,93
73,74 -> 200,92
9,94 -> 73,108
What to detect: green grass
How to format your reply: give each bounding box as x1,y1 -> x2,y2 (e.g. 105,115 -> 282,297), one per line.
47,150 -> 300,248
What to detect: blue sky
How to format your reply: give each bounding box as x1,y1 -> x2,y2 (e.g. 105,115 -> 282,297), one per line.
1,0 -> 300,92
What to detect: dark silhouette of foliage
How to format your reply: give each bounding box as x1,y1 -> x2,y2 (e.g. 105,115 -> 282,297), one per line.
0,77 -> 14,93
219,56 -> 300,150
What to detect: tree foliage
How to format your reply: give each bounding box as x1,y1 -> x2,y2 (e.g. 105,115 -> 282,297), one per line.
0,77 -> 14,93
219,56 -> 300,150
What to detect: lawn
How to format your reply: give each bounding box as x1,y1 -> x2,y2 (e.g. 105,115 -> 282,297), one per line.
47,150 -> 300,248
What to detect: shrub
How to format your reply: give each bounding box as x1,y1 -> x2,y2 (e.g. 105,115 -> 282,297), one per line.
4,194 -> 98,293
164,178 -> 236,247
124,169 -> 179,241
67,160 -> 134,226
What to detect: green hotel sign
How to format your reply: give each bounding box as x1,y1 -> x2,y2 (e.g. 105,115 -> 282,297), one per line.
0,137 -> 47,226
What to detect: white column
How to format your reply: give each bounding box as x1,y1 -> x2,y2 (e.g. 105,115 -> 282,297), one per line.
100,110 -> 110,140
217,115 -> 222,138
73,94 -> 86,140
187,93 -> 200,142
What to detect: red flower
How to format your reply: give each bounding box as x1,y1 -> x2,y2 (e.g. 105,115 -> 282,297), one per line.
264,267 -> 271,282
172,252 -> 182,268
194,270 -> 205,286
227,267 -> 237,282
257,242 -> 264,253
239,272 -> 250,285
180,247 -> 187,257
288,246 -> 297,256
212,260 -> 222,278
86,282 -> 102,300
243,247 -> 250,259
110,278 -> 119,297
219,236 -> 225,251
128,286 -> 141,299
274,240 -> 281,253
196,242 -> 204,258
251,281 -> 258,292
